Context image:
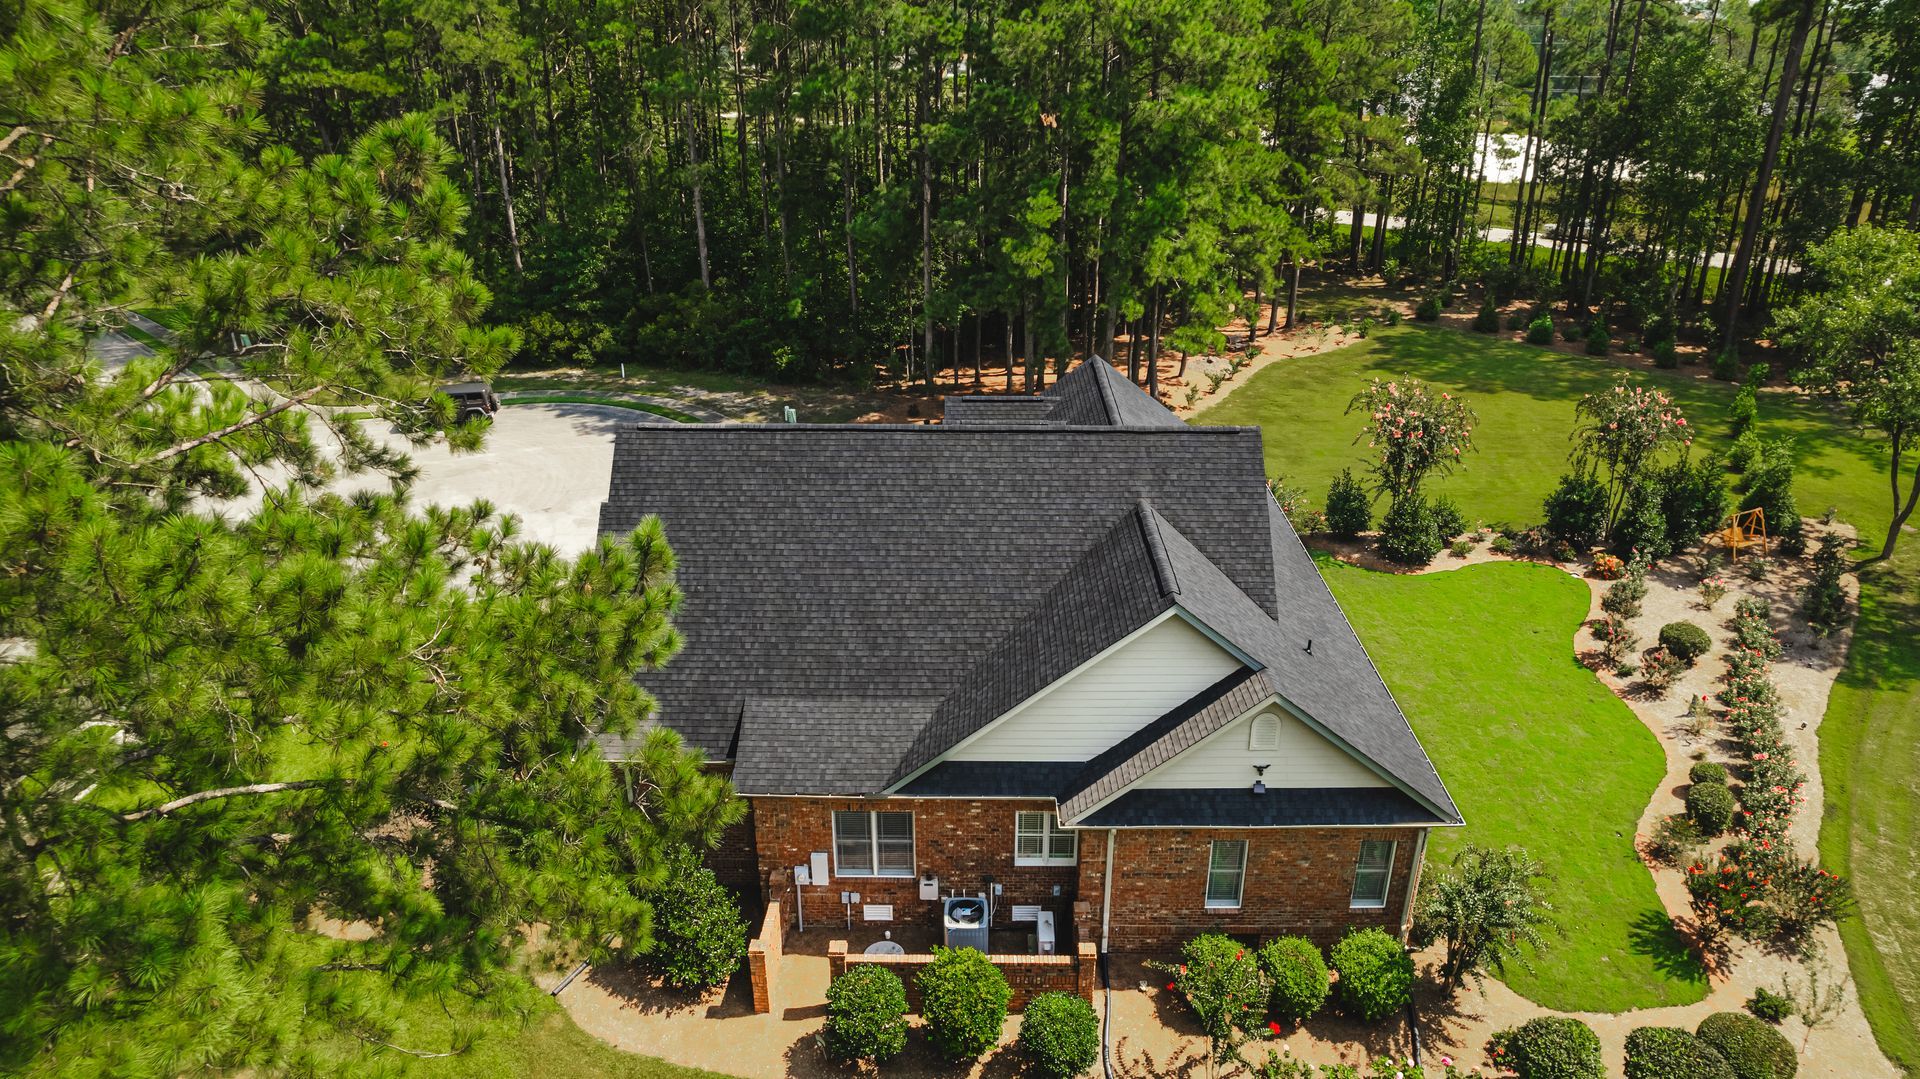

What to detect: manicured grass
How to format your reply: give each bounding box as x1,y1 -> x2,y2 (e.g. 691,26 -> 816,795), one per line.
1320,557 -> 1707,1012
410,987 -> 728,1079
504,394 -> 707,424
1818,544 -> 1920,1076
1196,324 -> 1894,555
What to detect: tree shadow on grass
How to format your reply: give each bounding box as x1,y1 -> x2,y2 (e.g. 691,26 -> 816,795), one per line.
1835,556 -> 1920,695
1628,908 -> 1713,989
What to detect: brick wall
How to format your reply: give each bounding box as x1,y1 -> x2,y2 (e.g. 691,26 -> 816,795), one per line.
1075,826 -> 1427,952
829,941 -> 1099,1011
746,900 -> 783,1014
751,796 -> 1079,933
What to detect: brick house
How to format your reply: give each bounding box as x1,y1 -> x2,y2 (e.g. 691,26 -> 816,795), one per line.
596,359 -> 1461,956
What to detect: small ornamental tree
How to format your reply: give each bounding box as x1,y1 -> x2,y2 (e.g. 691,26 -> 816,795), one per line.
1348,378 -> 1477,503
1328,928 -> 1413,1022
1658,622 -> 1713,665
1326,468 -> 1374,538
1414,844 -> 1555,990
1802,534 -> 1852,634
1160,934 -> 1267,1063
919,947 -> 1012,1060
647,846 -> 751,990
1571,382 -> 1694,531
1018,992 -> 1100,1078
1257,936 -> 1330,1022
823,964 -> 909,1063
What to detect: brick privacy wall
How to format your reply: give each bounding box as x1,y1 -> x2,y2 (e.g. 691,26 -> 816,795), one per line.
751,796 -> 1079,932
1075,827 -> 1427,952
746,900 -> 783,1014
829,941 -> 1099,1011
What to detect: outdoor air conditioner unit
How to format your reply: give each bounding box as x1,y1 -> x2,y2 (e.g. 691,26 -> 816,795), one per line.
943,896 -> 990,952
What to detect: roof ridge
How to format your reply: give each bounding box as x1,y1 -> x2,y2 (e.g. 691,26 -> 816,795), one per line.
1134,501 -> 1181,598
1088,356 -> 1123,425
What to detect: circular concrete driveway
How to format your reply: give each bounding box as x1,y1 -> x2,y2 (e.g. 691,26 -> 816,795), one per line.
389,402 -> 672,554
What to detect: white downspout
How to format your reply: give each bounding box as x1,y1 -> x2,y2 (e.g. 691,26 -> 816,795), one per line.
1099,829 -> 1117,952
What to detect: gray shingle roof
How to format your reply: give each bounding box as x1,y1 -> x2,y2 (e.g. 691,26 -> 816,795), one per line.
1080,787 -> 1438,828
942,395 -> 1057,425
593,379 -> 1460,826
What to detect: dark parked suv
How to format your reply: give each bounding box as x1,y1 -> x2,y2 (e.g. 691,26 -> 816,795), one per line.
439,381 -> 500,423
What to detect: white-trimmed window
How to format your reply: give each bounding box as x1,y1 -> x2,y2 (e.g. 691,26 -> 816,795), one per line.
1014,811 -> 1077,866
1350,840 -> 1396,909
1204,840 -> 1248,908
832,810 -> 915,877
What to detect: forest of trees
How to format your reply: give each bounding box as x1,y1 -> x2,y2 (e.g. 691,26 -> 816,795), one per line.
248,0 -> 1920,386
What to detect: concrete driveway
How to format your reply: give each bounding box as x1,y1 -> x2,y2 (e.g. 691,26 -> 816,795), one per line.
381,402 -> 670,554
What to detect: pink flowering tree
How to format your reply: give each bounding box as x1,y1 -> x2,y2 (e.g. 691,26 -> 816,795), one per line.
1347,378 -> 1477,501
1571,382 -> 1693,528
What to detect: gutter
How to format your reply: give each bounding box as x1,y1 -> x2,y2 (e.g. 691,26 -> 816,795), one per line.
1099,828 -> 1117,1079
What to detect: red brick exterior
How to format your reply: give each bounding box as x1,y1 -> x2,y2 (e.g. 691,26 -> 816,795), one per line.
736,795 -> 1428,956
829,940 -> 1100,1011
1074,826 -> 1426,952
751,796 -> 1079,933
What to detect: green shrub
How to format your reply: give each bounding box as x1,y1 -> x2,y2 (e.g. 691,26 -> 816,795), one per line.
1507,308 -> 1534,331
1510,1015 -> 1605,1079
1731,384 -> 1759,437
1687,781 -> 1737,836
1728,428 -> 1764,473
1652,339 -> 1680,368
646,847 -> 750,990
1490,533 -> 1516,554
1325,468 -> 1373,538
1257,936 -> 1329,1022
1383,306 -> 1402,326
1624,1025 -> 1735,1079
918,946 -> 1011,1060
1745,986 -> 1794,1024
1473,296 -> 1501,332
1713,351 -> 1742,381
1429,495 -> 1467,540
1018,992 -> 1099,1078
1658,455 -> 1729,552
1658,621 -> 1712,665
1377,496 -> 1443,566
1802,533 -> 1851,634
1610,480 -> 1670,560
1543,473 -> 1610,546
1415,295 -> 1443,321
1690,761 -> 1729,786
1741,438 -> 1803,556
824,964 -> 909,1063
1585,318 -> 1610,355
1601,555 -> 1650,620
1451,537 -> 1473,557
1527,315 -> 1556,344
1328,928 -> 1412,1023
1696,1012 -> 1798,1079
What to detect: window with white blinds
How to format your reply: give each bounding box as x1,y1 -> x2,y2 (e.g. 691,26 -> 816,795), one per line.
1205,840 -> 1247,908
832,810 -> 915,877
1014,811 -> 1077,866
1350,840 -> 1396,909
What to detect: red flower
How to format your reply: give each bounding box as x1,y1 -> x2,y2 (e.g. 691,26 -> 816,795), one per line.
1167,982 -> 1177,992
1270,1021 -> 1283,1035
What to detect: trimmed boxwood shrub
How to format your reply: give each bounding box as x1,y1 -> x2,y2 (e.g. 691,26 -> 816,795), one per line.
1473,296 -> 1501,332
824,964 -> 909,1063
1659,621 -> 1713,665
1430,495 -> 1468,541
1325,468 -> 1372,539
1690,760 -> 1729,786
919,946 -> 1012,1060
1687,781 -> 1737,836
1527,315 -> 1556,344
1257,936 -> 1329,1022
1624,1025 -> 1734,1079
1415,294 -> 1444,321
1697,1011 -> 1798,1079
647,846 -> 750,990
1510,1015 -> 1605,1079
1018,991 -> 1100,1078
1585,318 -> 1611,355
1328,928 -> 1412,1023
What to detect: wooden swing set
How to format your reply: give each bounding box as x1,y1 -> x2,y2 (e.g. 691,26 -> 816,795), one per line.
1721,506 -> 1769,561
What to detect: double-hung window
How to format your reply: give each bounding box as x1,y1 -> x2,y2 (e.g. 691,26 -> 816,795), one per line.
1350,840 -> 1396,909
1204,840 -> 1248,909
1014,811 -> 1077,866
832,810 -> 915,877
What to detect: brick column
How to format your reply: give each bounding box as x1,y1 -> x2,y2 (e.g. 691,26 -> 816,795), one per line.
827,940 -> 848,983
1075,942 -> 1098,1003
747,900 -> 783,1014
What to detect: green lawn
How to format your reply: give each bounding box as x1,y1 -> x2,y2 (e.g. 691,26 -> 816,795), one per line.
1196,324 -> 1892,556
504,394 -> 707,424
410,988 -> 728,1079
1322,557 -> 1706,1012
1818,544 -> 1920,1075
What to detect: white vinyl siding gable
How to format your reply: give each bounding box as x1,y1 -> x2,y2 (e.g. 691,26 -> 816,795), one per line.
1133,710 -> 1390,791
946,614 -> 1243,762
